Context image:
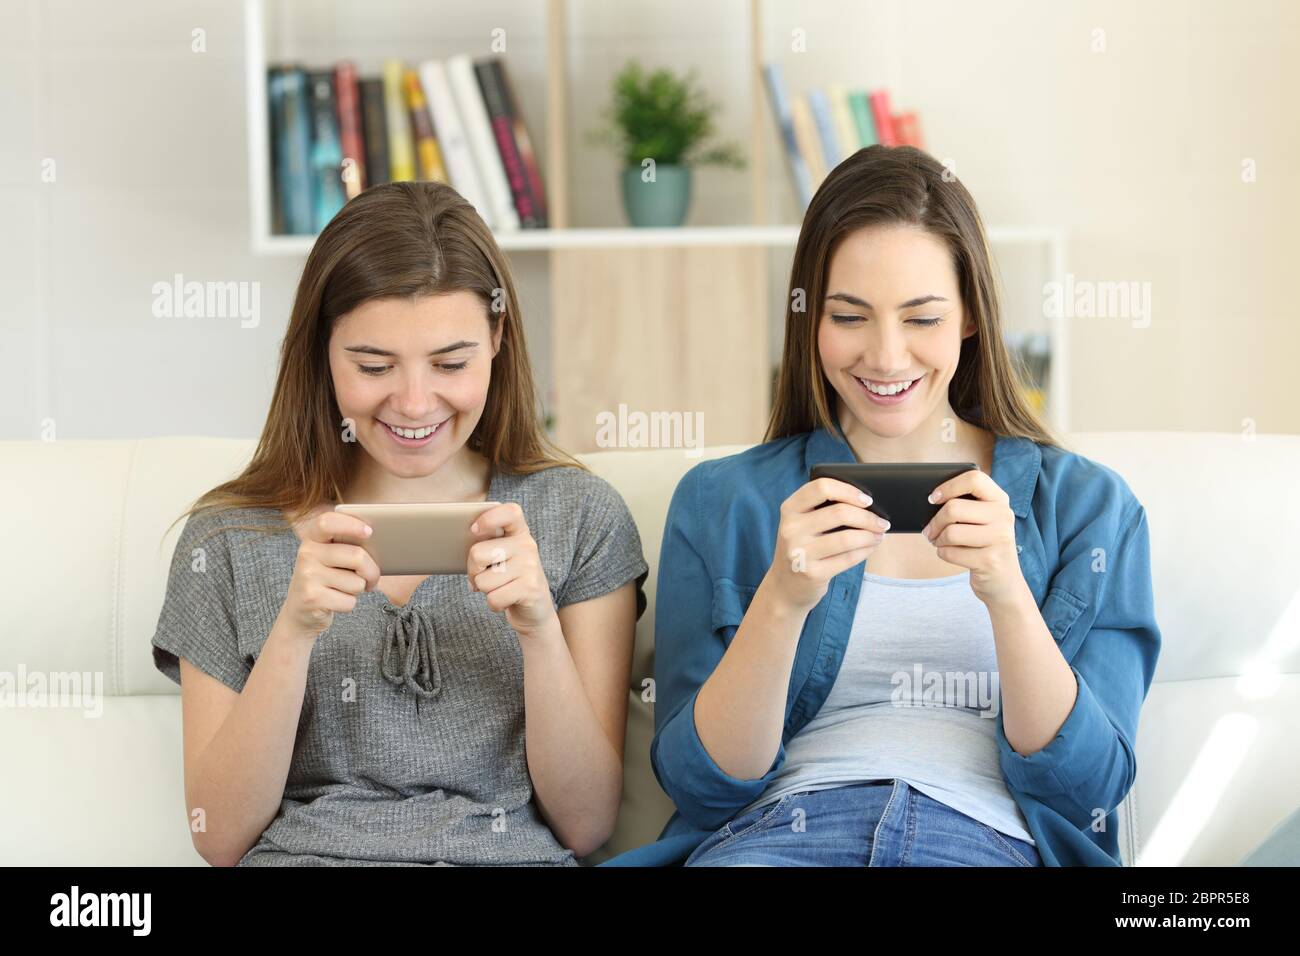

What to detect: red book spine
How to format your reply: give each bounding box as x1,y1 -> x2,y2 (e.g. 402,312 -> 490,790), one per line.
496,64 -> 547,226
490,115 -> 534,222
335,62 -> 366,194
894,111 -> 924,149
869,90 -> 897,147
475,59 -> 540,227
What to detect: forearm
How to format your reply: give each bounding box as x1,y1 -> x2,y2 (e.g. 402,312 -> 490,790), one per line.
187,621 -> 313,866
691,573 -> 809,781
520,618 -> 624,857
986,581 -> 1080,755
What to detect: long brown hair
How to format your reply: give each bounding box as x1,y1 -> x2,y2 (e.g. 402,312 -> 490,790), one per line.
169,180 -> 581,544
766,145 -> 1063,450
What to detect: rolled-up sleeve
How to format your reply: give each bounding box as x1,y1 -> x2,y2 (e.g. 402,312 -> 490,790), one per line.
997,503 -> 1161,830
649,464 -> 784,831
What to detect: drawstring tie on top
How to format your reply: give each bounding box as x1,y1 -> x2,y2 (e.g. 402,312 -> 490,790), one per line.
379,603 -> 441,698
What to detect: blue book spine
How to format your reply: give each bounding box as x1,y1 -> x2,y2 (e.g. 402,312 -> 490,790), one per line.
278,69 -> 314,235
762,63 -> 812,209
308,71 -> 345,232
807,88 -> 841,173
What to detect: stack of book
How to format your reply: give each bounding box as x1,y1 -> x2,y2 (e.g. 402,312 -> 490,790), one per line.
267,55 -> 547,236
762,63 -> 926,209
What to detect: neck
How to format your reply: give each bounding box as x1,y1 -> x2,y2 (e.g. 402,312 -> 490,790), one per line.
836,398 -> 992,466
342,447 -> 493,504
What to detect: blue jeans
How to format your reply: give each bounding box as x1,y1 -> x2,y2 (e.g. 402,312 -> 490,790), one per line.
684,778 -> 1042,867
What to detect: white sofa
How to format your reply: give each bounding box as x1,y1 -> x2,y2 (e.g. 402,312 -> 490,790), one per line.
2,432 -> 1297,866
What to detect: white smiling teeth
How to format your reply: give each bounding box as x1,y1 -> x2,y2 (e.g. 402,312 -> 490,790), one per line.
858,376 -> 917,396
386,421 -> 439,439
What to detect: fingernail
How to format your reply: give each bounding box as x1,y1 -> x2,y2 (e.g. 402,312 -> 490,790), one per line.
364,525 -> 373,536
859,492 -> 872,505
879,519 -> 890,530
928,490 -> 941,503
470,522 -> 478,533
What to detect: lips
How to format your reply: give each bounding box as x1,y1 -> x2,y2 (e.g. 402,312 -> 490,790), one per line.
377,415 -> 452,446
854,374 -> 923,394
379,415 -> 450,435
852,372 -> 925,405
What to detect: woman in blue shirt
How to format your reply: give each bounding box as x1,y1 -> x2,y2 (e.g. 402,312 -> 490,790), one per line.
606,145 -> 1161,867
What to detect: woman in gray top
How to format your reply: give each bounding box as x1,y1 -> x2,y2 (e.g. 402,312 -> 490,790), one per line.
151,181 -> 649,867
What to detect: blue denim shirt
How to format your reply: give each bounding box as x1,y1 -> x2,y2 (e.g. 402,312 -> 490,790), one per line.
604,423 -> 1161,866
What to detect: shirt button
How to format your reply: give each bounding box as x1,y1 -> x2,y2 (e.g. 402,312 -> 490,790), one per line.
1016,544 -> 1023,553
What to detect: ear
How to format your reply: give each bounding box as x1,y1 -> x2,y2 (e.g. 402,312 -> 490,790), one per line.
960,312 -> 978,340
490,316 -> 504,357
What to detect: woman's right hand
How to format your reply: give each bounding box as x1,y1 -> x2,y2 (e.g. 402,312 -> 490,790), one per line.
276,510 -> 382,641
762,477 -> 891,614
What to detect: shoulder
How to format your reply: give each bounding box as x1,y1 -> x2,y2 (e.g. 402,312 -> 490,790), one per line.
1032,440 -> 1145,542
686,432 -> 805,483
675,431 -> 808,508
505,461 -> 624,503
172,505 -> 289,566
502,463 -> 638,531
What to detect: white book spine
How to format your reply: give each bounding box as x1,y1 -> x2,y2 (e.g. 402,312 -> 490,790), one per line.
419,60 -> 495,230
446,54 -> 520,232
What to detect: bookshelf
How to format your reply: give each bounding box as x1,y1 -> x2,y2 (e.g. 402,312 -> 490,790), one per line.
241,0 -> 1069,440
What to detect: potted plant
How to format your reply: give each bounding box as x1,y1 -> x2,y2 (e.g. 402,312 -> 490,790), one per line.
588,61 -> 745,227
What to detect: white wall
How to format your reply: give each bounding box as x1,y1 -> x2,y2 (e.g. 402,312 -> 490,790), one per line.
2,0 -> 1296,440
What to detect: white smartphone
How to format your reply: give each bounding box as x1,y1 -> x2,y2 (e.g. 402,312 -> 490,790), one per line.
333,501 -> 501,575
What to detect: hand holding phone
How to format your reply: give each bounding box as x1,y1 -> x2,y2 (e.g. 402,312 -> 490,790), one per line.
333,501 -> 501,575
278,509 -> 383,640
764,476 -> 891,613
809,462 -> 979,534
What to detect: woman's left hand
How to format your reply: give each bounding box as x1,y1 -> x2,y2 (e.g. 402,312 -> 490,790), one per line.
467,502 -> 558,638
920,470 -> 1028,608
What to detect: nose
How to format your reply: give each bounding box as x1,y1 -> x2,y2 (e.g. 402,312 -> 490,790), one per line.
862,320 -> 912,378
392,368 -> 436,421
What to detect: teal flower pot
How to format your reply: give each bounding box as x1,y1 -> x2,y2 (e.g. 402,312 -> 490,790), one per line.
621,164 -> 692,227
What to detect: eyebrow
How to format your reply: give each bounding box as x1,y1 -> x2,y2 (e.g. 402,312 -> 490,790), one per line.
343,341 -> 479,357
826,292 -> 949,310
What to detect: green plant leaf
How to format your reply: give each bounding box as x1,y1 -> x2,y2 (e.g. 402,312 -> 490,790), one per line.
586,60 -> 746,170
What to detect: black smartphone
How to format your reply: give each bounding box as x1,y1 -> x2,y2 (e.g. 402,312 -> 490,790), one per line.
809,462 -> 979,534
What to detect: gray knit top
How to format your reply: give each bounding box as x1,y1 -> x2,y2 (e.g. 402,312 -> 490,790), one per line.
151,464 -> 649,866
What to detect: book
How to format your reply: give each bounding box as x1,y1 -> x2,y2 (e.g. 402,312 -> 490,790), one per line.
828,85 -> 861,157
848,91 -> 878,148
447,54 -> 520,231
307,70 -> 346,231
761,63 -> 812,210
403,66 -> 448,182
359,78 -> 390,188
761,75 -> 926,204
893,111 -> 925,149
334,61 -> 366,197
274,67 -> 313,234
807,88 -> 841,171
789,93 -> 825,187
475,58 -> 545,227
868,89 -> 898,146
266,67 -> 287,235
419,59 -> 493,226
382,59 -> 416,181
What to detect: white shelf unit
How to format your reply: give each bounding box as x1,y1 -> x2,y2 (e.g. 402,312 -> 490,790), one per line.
241,0 -> 1068,434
